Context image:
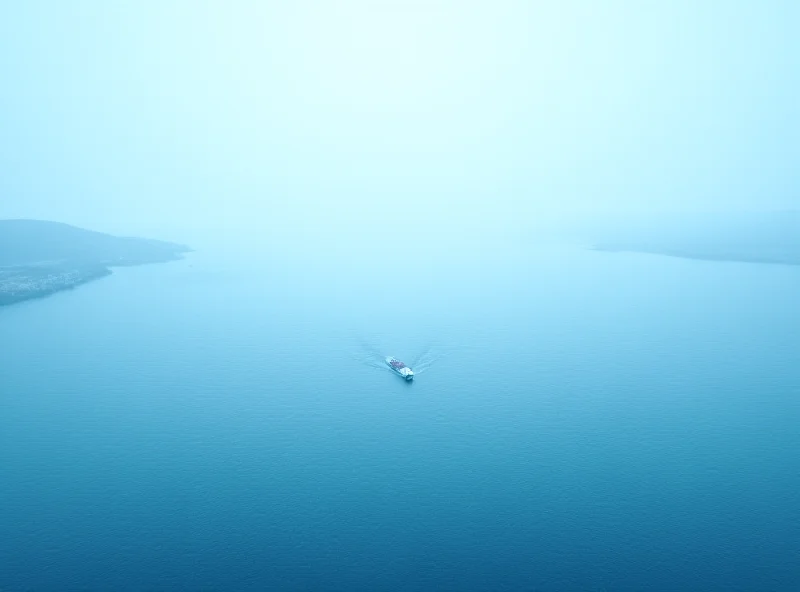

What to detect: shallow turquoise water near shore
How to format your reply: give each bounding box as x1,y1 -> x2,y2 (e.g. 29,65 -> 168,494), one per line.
2,243 -> 798,591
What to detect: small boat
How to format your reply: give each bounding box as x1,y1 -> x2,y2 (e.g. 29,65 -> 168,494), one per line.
385,356 -> 414,381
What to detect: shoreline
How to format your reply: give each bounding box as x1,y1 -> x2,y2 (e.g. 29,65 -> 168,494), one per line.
0,219 -> 193,308
0,256 -> 188,307
591,245 -> 800,267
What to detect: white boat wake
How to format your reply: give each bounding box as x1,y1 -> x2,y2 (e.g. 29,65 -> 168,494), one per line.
352,337 -> 447,377
409,345 -> 446,375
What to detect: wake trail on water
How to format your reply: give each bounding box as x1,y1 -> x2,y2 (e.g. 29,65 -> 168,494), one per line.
347,337 -> 389,373
351,336 -> 450,376
409,344 -> 449,375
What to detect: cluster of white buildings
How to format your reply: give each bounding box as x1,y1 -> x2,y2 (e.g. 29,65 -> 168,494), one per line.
0,268 -> 83,298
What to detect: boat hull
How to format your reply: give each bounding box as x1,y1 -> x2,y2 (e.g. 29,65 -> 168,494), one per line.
385,357 -> 414,381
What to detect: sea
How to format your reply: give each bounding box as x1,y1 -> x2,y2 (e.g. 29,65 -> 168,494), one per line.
2,238 -> 798,591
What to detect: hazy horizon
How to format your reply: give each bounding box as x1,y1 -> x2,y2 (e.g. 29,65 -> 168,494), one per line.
2,1 -> 798,243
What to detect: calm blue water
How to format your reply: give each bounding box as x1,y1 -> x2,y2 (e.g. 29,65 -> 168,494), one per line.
2,242 -> 799,591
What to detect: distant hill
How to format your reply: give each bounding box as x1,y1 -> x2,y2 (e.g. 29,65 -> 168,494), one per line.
0,219 -> 191,267
589,210 -> 800,266
0,220 -> 191,306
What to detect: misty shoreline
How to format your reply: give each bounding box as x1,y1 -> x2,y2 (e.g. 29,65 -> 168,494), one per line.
590,245 -> 800,267
0,220 -> 191,307
587,211 -> 800,267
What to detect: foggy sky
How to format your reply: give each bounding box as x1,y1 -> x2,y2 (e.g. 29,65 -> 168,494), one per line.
1,1 -> 797,241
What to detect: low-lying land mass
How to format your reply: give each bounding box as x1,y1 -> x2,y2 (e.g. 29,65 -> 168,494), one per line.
0,220 -> 191,306
590,211 -> 800,266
